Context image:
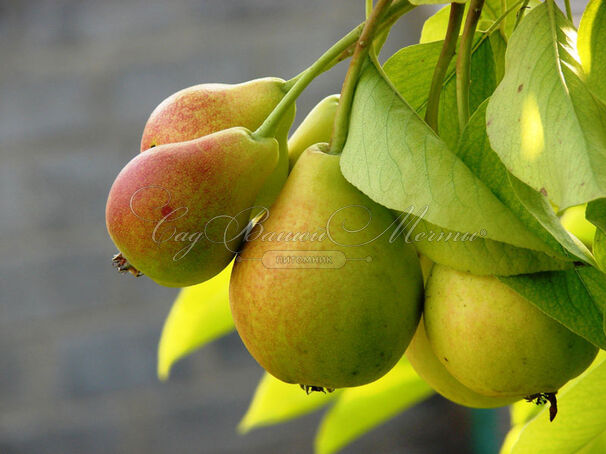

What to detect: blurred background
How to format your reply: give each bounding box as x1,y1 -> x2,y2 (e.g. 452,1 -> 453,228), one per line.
0,0 -> 587,453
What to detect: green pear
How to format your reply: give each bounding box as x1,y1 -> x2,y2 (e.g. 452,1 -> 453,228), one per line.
140,77 -> 295,212
287,94 -> 339,169
410,256 -> 517,407
424,264 -> 598,397
560,204 -> 596,248
406,319 -> 518,408
229,146 -> 424,389
106,127 -> 278,287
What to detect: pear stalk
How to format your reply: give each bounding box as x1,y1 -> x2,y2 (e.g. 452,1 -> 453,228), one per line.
329,0 -> 393,155
425,2 -> 465,133
254,0 -> 413,141
456,0 -> 485,130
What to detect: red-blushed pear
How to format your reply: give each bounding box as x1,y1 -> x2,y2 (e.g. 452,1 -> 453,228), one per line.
287,94 -> 339,169
106,127 -> 279,287
229,146 -> 424,390
424,265 -> 598,398
140,78 -> 295,211
406,319 -> 519,408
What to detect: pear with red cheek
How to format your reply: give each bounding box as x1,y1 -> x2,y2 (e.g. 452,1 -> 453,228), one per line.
106,127 -> 278,287
140,78 -> 295,211
229,146 -> 424,389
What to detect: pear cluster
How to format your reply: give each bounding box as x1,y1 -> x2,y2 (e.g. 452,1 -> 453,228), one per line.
106,78 -> 294,286
106,81 -> 597,398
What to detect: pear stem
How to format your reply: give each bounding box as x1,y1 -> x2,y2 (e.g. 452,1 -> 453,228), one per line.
456,0 -> 485,131
564,0 -> 573,22
254,28 -> 361,140
329,0 -> 394,155
425,2 -> 465,133
254,0 -> 413,140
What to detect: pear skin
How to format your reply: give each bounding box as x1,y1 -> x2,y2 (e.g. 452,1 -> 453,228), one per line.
424,265 -> 598,397
406,319 -> 518,408
230,146 -> 424,389
287,94 -> 339,169
560,204 -> 596,248
106,127 -> 278,287
140,77 -> 295,213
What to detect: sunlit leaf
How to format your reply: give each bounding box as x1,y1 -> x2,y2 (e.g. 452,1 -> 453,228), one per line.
501,352 -> 606,454
341,57 -> 556,257
486,2 -> 606,210
576,431 -> 606,454
385,34 -> 497,149
314,358 -> 433,454
157,262 -> 234,380
419,0 -> 525,44
507,353 -> 606,454
239,373 -> 336,433
409,0 -> 466,6
456,101 -> 591,264
578,0 -> 606,103
510,400 -> 543,426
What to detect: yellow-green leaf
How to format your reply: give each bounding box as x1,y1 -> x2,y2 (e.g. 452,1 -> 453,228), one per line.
486,2 -> 606,210
410,0 -> 466,5
419,0 -> 525,44
510,400 -> 543,427
578,0 -> 606,103
506,352 -> 606,454
157,262 -> 234,380
239,373 -> 337,433
594,230 -> 606,271
314,358 -> 433,454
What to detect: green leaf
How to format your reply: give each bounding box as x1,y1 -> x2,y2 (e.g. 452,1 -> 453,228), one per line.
507,352 -> 606,454
578,0 -> 606,103
157,262 -> 234,380
419,0 -> 523,44
420,4 -> 463,44
239,373 -> 336,433
409,0 -> 466,6
510,400 -> 543,426
576,431 -> 606,454
499,267 -> 606,349
501,351 -> 606,454
341,57 -> 553,256
385,34 -> 497,149
458,101 -> 594,265
407,216 -> 572,275
594,230 -> 606,271
587,200 -> 606,270
507,180 -> 596,266
587,199 -> 606,234
489,31 -> 507,83
486,2 -> 606,210
314,358 -> 433,454
575,266 -> 606,334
